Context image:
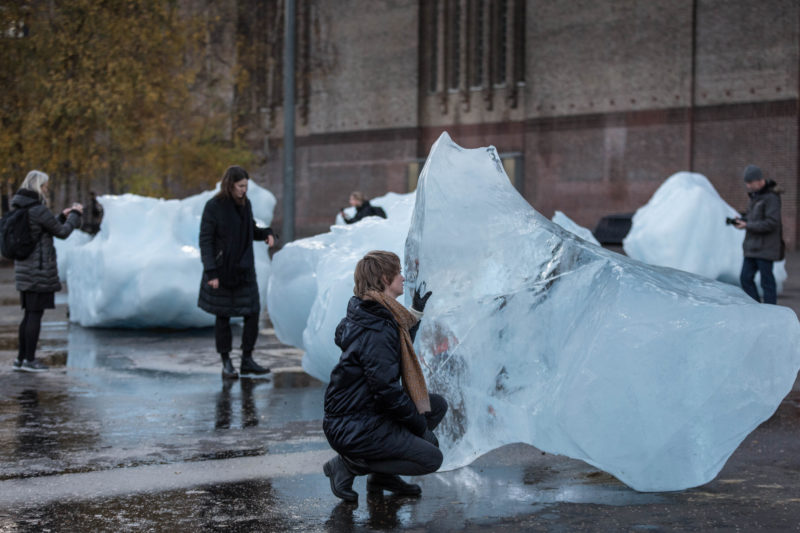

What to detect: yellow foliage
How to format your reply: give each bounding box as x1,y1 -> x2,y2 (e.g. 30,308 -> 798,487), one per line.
0,0 -> 254,197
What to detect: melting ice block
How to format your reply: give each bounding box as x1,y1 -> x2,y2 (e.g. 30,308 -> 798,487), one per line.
267,192 -> 414,380
623,171 -> 786,292
552,211 -> 600,246
404,133 -> 800,491
56,183 -> 275,328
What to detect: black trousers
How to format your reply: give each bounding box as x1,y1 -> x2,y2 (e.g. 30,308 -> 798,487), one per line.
18,309 -> 44,362
215,314 -> 259,355
362,393 -> 448,476
740,257 -> 777,304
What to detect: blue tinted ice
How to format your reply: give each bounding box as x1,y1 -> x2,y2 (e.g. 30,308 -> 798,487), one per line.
404,133 -> 800,491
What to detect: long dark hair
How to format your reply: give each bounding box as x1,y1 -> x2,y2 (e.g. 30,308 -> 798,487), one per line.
216,165 -> 249,204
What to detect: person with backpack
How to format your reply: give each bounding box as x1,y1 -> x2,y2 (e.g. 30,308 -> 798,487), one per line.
10,170 -> 82,372
339,191 -> 387,224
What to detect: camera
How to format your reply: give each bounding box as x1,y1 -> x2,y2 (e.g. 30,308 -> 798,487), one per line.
725,217 -> 740,226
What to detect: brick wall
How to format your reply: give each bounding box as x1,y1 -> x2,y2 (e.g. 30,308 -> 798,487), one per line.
236,0 -> 800,248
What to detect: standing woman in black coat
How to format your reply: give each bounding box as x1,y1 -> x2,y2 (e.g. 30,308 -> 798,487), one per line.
12,170 -> 82,372
322,251 -> 446,503
198,166 -> 275,379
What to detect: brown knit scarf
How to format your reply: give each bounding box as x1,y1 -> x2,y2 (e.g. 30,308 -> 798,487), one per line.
362,290 -> 431,414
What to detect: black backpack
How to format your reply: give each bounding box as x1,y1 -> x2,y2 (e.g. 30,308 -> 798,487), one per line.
0,206 -> 36,260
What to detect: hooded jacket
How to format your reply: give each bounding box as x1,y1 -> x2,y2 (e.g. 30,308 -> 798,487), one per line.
323,296 -> 428,460
743,180 -> 783,261
12,188 -> 81,293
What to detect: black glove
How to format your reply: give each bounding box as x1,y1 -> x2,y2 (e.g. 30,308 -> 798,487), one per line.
412,282 -> 432,313
422,429 -> 439,448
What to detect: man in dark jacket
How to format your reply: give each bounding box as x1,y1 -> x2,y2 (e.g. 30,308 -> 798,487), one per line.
339,191 -> 387,224
734,164 -> 783,304
322,251 -> 445,503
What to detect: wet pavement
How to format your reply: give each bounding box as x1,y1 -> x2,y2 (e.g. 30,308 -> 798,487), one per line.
0,256 -> 799,531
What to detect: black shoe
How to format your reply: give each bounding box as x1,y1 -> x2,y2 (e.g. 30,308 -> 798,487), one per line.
240,354 -> 270,376
221,354 -> 239,380
12,359 -> 22,372
20,360 -> 48,373
323,455 -> 358,503
366,474 -> 421,496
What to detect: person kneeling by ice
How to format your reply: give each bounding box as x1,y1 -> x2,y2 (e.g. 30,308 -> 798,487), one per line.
322,251 -> 446,502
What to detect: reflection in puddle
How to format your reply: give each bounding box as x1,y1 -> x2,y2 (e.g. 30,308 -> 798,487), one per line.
11,479 -> 294,532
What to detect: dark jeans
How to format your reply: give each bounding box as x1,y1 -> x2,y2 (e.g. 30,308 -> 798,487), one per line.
362,393 -> 448,476
18,310 -> 44,362
740,257 -> 776,304
215,314 -> 259,355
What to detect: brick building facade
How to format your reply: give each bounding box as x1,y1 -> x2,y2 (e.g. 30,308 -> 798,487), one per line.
210,0 -> 799,247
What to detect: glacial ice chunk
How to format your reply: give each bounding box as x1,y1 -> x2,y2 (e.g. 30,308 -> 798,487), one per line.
404,133 -> 800,492
267,192 -> 414,380
552,211 -> 600,246
55,183 -> 275,328
623,172 -> 786,292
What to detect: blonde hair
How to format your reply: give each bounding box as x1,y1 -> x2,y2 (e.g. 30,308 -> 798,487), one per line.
21,170 -> 50,206
350,191 -> 366,204
354,250 -> 401,297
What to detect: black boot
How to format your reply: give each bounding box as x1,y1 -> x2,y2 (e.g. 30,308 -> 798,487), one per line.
366,473 -> 421,496
240,351 -> 270,376
323,455 -> 358,503
220,353 -> 238,379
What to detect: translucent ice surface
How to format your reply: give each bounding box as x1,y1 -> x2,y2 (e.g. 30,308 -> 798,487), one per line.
552,211 -> 600,246
267,192 -> 414,380
404,133 -> 800,492
623,172 -> 786,292
55,183 -> 275,328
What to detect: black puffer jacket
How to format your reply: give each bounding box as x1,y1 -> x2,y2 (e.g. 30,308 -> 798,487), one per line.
343,201 -> 386,224
12,189 -> 81,293
323,296 -> 427,460
197,195 -> 273,317
743,180 -> 783,261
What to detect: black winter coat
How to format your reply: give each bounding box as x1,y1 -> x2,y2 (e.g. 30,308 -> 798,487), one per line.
323,296 -> 428,461
197,195 -> 273,317
743,180 -> 783,261
12,189 -> 81,293
343,201 -> 386,224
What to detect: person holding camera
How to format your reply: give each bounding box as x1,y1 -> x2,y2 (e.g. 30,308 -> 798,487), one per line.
198,166 -> 275,379
322,251 -> 446,503
732,164 -> 783,304
12,170 -> 82,372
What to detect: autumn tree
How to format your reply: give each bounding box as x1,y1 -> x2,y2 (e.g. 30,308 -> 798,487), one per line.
0,0 -> 253,207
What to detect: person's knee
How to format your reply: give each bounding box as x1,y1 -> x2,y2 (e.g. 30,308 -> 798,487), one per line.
416,446 -> 443,475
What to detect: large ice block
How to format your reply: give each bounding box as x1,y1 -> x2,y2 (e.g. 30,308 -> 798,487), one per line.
623,171 -> 786,292
552,210 -> 600,246
56,183 -> 275,328
404,133 -> 800,491
267,192 -> 414,380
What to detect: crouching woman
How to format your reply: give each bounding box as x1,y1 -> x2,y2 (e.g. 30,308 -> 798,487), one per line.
323,250 -> 447,502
